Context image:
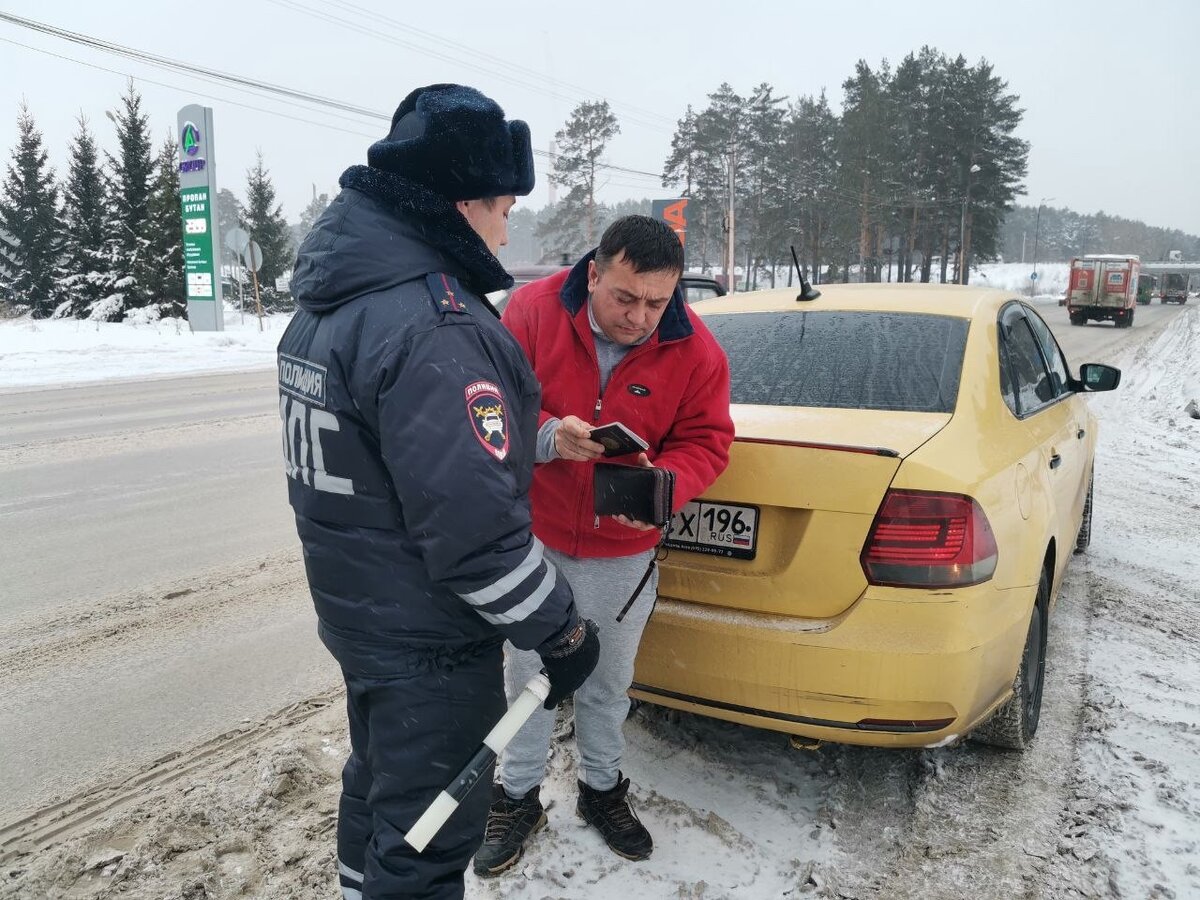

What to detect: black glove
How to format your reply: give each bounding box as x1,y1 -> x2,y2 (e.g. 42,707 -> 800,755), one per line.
538,617 -> 600,710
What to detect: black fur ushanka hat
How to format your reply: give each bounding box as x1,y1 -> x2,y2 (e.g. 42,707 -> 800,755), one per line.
367,84 -> 535,201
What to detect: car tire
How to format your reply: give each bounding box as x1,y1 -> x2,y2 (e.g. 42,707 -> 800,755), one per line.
1074,472 -> 1093,554
971,568 -> 1049,751
1069,312 -> 1085,326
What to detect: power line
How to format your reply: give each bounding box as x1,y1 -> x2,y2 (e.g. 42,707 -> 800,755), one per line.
0,36 -> 379,140
309,0 -> 676,130
264,0 -> 673,134
0,11 -> 384,120
0,12 -> 666,182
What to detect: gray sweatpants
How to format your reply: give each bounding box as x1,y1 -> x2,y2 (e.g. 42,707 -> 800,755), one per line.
500,545 -> 658,797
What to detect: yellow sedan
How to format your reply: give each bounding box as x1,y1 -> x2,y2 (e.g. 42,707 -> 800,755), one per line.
631,284 -> 1120,750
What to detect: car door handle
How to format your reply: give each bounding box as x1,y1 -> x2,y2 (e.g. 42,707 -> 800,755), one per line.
1077,428 -> 1086,440
1049,453 -> 1063,470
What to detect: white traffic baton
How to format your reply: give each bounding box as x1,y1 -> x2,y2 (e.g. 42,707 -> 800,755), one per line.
404,672 -> 551,853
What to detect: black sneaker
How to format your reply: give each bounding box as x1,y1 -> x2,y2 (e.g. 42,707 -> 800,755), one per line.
472,783 -> 547,877
576,774 -> 653,861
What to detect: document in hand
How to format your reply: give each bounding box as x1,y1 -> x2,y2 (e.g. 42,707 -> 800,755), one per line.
588,422 -> 650,458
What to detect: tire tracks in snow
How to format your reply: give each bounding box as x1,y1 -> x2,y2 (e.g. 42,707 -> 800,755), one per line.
0,691 -> 340,868
0,550 -> 307,686
0,411 -> 276,472
819,566 -> 1095,899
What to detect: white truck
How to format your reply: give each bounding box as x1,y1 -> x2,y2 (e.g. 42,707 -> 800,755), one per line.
1066,254 -> 1140,328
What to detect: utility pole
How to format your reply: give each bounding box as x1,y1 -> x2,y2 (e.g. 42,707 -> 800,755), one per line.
1030,196 -> 1054,296
959,164 -> 981,285
726,141 -> 736,295
958,195 -> 967,285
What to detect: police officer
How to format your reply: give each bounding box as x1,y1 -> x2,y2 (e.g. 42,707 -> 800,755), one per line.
278,84 -> 600,900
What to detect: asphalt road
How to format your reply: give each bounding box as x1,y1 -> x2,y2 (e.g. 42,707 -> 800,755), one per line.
1030,295 -> 1182,368
0,370 -> 337,818
0,298 -> 1190,822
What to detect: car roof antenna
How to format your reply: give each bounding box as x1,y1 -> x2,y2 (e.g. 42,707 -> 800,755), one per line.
791,245 -> 821,302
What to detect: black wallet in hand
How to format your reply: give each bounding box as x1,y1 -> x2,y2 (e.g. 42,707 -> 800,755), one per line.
593,463 -> 676,528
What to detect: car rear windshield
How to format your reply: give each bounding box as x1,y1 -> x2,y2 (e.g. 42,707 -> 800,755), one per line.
703,310 -> 968,413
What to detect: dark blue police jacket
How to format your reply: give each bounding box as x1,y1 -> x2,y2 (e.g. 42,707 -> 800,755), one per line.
278,175 -> 577,675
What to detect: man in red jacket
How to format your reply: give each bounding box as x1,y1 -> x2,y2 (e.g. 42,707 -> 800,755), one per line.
473,216 -> 733,875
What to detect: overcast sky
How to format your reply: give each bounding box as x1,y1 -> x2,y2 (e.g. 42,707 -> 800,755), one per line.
1,0 -> 1197,237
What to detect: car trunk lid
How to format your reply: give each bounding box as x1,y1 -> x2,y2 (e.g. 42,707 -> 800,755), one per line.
660,405 -> 952,619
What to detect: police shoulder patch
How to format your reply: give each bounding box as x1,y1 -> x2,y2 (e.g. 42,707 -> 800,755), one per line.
427,272 -> 470,315
465,379 -> 509,461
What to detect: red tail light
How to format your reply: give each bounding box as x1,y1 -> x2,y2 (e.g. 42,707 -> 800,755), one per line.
861,490 -> 998,588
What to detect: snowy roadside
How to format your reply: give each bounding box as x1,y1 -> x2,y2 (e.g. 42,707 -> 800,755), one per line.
0,308 -> 289,391
1057,307 -> 1200,898
0,263 -> 1070,394
3,282 -> 1197,900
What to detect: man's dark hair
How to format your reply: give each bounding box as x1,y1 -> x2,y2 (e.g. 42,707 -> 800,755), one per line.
595,215 -> 684,275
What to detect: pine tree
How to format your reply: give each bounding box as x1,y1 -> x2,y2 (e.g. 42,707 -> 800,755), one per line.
663,105 -> 700,197
99,82 -> 155,318
537,101 -> 620,258
779,91 -> 841,282
0,102 -> 63,318
59,114 -> 109,317
840,60 -> 892,282
951,59 -> 1029,283
243,151 -> 292,293
663,105 -> 717,270
741,83 -> 787,288
880,49 -> 937,283
692,84 -> 748,283
144,134 -> 185,317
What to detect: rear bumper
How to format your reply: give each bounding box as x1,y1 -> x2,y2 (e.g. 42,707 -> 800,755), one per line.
1068,305 -> 1131,320
630,582 -> 1035,748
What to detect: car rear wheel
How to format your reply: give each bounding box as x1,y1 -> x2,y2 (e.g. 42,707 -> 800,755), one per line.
971,568 -> 1049,751
1069,312 -> 1086,326
1074,472 -> 1093,554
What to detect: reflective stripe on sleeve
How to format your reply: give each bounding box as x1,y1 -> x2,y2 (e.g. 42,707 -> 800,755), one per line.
458,538 -> 544,608
475,565 -> 557,625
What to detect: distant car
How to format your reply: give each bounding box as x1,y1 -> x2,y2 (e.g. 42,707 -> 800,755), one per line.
490,265 -> 567,313
508,264 -> 568,290
680,273 -> 727,305
631,284 -> 1121,751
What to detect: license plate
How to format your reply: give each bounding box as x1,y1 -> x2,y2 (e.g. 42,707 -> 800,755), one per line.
665,500 -> 759,560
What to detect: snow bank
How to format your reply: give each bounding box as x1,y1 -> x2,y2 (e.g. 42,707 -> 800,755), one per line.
972,261 -> 1070,297
1072,306 -> 1200,896
0,266 -> 1075,393
0,309 -> 289,390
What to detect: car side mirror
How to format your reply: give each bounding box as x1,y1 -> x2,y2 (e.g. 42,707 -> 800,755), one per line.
1078,363 -> 1121,392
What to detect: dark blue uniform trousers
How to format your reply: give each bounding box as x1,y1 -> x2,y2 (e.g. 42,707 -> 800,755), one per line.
335,643 -> 506,899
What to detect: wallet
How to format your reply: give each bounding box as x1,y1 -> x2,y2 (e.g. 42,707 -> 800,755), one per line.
593,463 -> 675,528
